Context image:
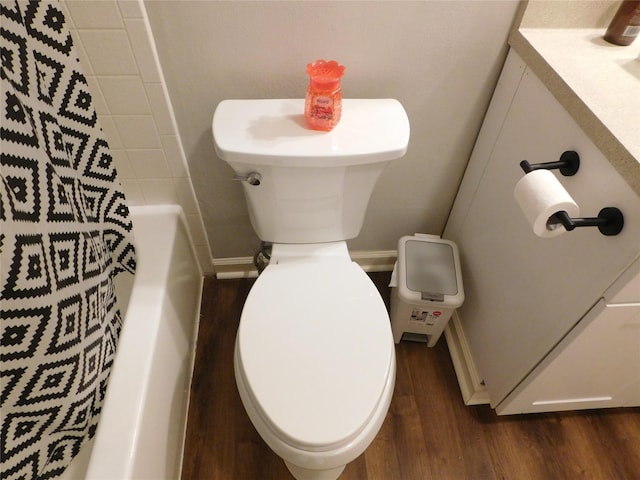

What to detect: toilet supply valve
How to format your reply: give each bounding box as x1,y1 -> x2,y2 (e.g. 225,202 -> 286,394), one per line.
233,172 -> 262,186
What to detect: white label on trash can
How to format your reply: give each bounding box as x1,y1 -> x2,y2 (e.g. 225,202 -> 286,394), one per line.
409,308 -> 441,326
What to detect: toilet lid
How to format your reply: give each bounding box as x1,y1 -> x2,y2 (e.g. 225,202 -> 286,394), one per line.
237,259 -> 393,450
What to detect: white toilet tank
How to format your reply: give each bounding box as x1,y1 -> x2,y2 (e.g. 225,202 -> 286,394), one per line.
213,99 -> 410,243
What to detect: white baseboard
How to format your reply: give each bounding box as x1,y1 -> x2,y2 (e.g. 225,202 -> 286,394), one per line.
213,250 -> 398,279
212,256 -> 259,279
350,250 -> 397,272
444,312 -> 491,405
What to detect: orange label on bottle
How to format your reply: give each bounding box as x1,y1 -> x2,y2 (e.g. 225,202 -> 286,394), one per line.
310,95 -> 334,120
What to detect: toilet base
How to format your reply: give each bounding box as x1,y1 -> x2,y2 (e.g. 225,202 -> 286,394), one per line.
285,461 -> 345,480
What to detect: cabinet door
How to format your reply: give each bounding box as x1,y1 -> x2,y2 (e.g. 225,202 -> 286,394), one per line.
605,256 -> 640,304
498,302 -> 640,414
449,58 -> 640,407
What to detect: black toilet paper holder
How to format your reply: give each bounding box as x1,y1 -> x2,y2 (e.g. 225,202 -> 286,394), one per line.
519,150 -> 624,236
548,208 -> 624,236
520,150 -> 580,176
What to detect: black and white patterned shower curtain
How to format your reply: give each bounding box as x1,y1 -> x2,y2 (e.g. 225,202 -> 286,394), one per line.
1,1 -> 136,478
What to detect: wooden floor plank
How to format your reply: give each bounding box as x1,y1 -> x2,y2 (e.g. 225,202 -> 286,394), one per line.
182,273 -> 640,480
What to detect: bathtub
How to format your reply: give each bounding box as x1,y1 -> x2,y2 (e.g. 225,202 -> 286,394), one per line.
60,205 -> 203,480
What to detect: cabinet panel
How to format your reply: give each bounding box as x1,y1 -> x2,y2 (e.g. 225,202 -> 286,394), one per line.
498,302 -> 640,414
445,51 -> 526,238
606,256 -> 640,303
450,59 -> 640,407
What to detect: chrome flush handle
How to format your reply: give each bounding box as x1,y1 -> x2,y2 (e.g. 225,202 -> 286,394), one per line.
233,172 -> 262,186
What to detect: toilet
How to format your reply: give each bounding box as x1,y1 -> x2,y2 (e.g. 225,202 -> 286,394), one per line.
212,98 -> 410,480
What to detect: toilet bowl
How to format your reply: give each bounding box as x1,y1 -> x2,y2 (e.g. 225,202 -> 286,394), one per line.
234,243 -> 396,480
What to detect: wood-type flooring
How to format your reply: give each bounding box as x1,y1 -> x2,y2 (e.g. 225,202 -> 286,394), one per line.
181,273 -> 640,480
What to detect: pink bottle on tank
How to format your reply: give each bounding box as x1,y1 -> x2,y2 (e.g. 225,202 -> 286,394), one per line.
304,60 -> 346,132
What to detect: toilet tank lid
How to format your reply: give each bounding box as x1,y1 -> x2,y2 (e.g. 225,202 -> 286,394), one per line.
212,98 -> 410,167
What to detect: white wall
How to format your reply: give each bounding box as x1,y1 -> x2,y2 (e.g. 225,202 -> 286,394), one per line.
144,0 -> 520,262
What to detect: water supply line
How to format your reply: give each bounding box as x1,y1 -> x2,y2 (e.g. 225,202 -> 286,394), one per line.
253,242 -> 272,274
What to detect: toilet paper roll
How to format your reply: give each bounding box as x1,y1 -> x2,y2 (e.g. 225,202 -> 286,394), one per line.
513,170 -> 580,238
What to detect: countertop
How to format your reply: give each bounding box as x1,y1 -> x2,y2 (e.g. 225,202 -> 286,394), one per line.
509,27 -> 640,197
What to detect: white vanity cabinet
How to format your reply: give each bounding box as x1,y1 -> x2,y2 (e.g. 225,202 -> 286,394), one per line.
444,50 -> 640,414
497,300 -> 640,414
497,255 -> 640,414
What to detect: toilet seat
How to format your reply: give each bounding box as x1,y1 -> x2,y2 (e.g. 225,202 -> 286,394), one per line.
236,258 -> 393,452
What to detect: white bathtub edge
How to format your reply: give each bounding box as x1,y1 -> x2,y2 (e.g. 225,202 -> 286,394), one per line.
84,205 -> 202,480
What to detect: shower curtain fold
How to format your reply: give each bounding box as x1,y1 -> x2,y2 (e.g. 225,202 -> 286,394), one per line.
1,1 -> 136,478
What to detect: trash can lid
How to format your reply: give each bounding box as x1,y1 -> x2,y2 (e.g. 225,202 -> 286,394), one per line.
397,235 -> 464,306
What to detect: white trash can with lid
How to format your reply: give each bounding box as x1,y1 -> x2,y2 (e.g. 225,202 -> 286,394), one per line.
390,234 -> 464,346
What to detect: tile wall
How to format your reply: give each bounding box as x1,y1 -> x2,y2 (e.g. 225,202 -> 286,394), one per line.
59,0 -> 213,272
